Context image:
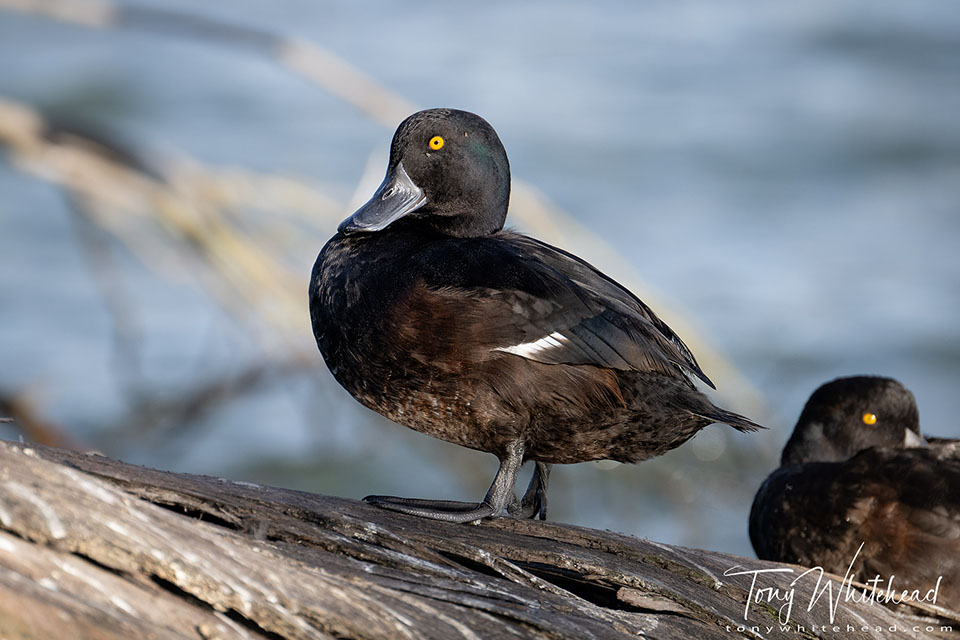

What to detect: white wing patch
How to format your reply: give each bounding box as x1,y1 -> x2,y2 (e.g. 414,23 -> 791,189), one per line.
494,331 -> 569,358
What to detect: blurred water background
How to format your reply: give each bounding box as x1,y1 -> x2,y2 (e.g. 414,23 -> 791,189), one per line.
1,1 -> 958,557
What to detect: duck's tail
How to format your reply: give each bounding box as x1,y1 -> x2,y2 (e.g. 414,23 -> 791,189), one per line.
699,407 -> 766,433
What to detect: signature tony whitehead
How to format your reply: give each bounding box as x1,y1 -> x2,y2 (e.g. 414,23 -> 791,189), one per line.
724,542 -> 943,624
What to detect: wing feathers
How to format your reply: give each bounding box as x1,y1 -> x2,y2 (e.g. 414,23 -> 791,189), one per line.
400,232 -> 714,386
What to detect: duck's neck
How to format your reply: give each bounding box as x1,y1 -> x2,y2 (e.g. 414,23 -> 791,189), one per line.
422,206 -> 507,238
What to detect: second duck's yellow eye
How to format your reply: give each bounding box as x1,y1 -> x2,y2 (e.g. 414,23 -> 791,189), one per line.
862,413 -> 877,425
429,135 -> 445,150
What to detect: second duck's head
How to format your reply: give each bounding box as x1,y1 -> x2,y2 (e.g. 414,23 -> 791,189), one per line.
780,375 -> 923,466
339,108 -> 511,238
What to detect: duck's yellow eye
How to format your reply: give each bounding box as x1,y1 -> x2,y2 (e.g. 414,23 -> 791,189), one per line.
862,413 -> 877,425
429,135 -> 444,150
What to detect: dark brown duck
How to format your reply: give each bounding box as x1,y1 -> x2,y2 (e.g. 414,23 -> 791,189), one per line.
310,108 -> 762,523
750,376 -> 960,611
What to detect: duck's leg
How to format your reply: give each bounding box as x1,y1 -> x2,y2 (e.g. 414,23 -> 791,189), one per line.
508,462 -> 552,520
363,441 -> 525,523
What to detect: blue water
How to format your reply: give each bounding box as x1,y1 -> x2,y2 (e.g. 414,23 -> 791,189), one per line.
1,1 -> 958,557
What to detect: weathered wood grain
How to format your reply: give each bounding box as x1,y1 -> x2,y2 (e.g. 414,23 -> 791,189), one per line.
0,440 -> 955,639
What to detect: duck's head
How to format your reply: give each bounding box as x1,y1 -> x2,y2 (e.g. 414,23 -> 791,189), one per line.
339,108 -> 511,238
780,375 -> 924,466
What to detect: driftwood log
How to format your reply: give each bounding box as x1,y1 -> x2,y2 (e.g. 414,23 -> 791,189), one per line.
0,440 -> 956,639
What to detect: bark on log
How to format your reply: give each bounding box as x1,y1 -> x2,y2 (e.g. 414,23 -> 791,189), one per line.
0,440 -> 956,639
